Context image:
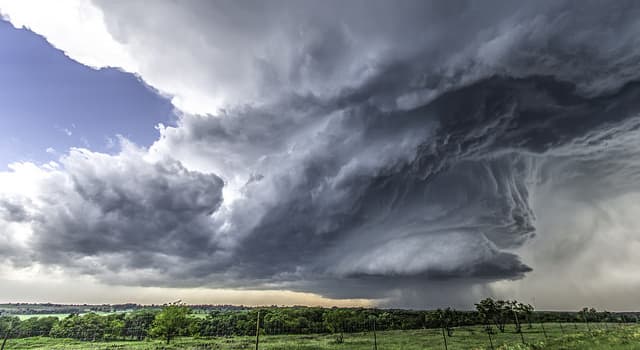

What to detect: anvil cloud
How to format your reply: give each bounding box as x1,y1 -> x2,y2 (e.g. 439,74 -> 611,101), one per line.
2,0 -> 640,308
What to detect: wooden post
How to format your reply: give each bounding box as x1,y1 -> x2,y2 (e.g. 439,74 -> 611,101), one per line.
1,322 -> 12,350
441,325 -> 448,350
372,318 -> 378,350
0,334 -> 8,350
582,312 -> 591,335
255,310 -> 260,350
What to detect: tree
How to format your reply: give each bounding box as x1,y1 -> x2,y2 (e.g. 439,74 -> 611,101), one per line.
510,302 -> 533,332
580,307 -> 597,333
15,317 -> 57,338
150,303 -> 193,344
475,298 -> 525,333
0,316 -> 18,349
103,316 -> 125,341
602,310 -> 611,323
0,317 -> 19,336
323,309 -> 350,343
124,310 -> 157,340
493,299 -> 511,332
434,308 -> 456,337
518,303 -> 534,329
475,298 -> 498,330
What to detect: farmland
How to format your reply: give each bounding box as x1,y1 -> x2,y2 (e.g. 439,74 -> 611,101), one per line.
2,301 -> 639,349
5,323 -> 640,350
0,304 -> 234,320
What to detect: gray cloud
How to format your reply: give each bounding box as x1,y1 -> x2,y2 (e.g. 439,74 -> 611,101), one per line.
2,0 -> 640,307
0,145 -> 225,281
210,76 -> 640,300
0,198 -> 30,222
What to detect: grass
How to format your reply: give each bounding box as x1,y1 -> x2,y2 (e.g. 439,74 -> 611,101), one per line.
13,314 -> 72,321
12,311 -> 129,320
4,323 -> 640,349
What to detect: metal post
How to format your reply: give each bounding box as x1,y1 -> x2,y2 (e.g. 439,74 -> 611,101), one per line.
255,310 -> 260,350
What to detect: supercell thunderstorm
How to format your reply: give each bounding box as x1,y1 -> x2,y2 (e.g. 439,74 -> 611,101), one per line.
2,0 -> 640,307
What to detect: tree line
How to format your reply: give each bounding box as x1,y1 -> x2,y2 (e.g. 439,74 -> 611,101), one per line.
0,299 -> 637,344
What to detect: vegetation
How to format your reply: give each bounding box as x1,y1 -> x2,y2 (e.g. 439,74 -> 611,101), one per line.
4,323 -> 640,349
0,298 -> 638,349
149,303 -> 193,344
475,299 -> 534,333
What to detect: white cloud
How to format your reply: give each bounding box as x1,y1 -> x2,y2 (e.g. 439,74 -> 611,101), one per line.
0,0 -> 135,70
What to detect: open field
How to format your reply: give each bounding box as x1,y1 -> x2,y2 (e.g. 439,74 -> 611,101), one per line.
8,312 -> 209,321
11,311 -> 131,321
5,323 -> 640,350
13,314 -> 70,321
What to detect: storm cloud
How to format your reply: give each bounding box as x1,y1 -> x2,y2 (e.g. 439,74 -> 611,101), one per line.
2,0 -> 640,307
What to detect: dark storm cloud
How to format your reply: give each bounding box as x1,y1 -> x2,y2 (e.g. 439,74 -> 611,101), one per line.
216,76 -> 640,297
3,0 -> 640,306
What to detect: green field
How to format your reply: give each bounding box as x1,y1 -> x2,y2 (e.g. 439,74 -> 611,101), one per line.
13,314 -> 70,321
12,311 -> 129,321
4,323 -> 640,350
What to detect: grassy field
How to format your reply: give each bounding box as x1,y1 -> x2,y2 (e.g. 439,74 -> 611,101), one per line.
5,323 -> 640,350
11,311 -> 131,320
13,314 -> 71,321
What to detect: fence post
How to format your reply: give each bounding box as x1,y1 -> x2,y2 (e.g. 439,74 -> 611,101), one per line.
441,325 -> 448,350
372,317 -> 378,350
582,312 -> 592,335
559,321 -> 565,335
255,310 -> 260,350
0,321 -> 12,350
540,322 -> 548,340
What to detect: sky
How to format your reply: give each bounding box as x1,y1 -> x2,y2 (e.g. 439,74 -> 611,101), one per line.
0,0 -> 640,310
0,19 -> 174,168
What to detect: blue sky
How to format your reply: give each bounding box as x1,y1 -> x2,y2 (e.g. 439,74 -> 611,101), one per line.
0,19 -> 173,168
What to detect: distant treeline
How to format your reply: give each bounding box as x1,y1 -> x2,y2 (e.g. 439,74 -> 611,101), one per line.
0,299 -> 638,342
0,302 -> 245,316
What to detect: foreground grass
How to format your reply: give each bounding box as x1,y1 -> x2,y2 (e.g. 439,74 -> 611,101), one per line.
6,323 -> 640,349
